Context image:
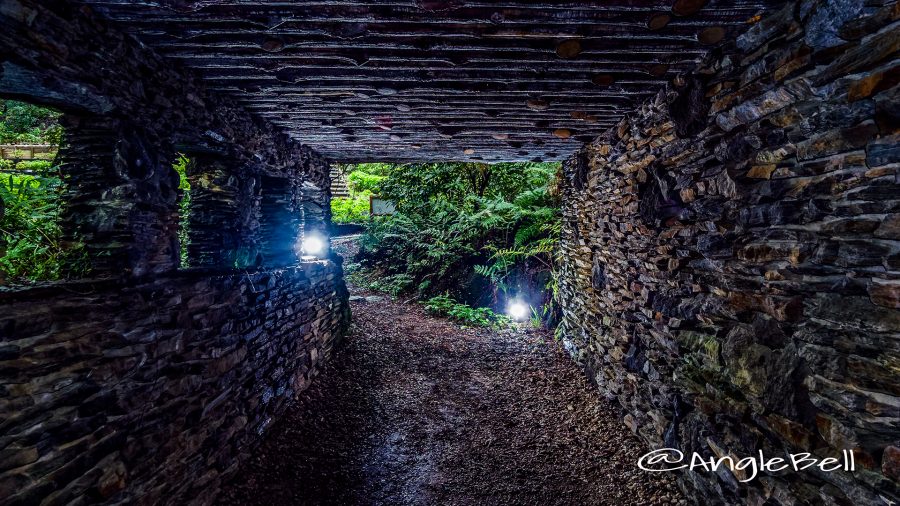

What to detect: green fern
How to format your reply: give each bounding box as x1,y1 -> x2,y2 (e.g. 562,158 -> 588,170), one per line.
424,294 -> 512,329
0,172 -> 88,283
353,161 -> 562,327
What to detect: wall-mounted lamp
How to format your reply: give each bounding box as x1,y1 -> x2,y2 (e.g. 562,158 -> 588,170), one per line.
298,232 -> 328,259
506,300 -> 529,321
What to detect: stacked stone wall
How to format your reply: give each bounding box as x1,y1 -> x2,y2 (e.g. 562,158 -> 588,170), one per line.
557,1 -> 899,504
0,2 -> 349,505
0,263 -> 347,505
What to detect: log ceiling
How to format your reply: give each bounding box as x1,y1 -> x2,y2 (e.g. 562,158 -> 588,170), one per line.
76,0 -> 780,162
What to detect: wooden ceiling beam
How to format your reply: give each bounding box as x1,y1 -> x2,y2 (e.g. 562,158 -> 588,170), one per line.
72,0 -> 782,161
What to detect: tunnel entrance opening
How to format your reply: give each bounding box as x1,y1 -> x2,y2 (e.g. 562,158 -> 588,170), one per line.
334,160 -> 562,327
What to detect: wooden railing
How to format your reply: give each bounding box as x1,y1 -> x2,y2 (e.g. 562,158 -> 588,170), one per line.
0,144 -> 57,161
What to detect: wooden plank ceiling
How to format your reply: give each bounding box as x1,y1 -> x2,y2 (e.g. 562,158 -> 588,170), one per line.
76,0 -> 779,162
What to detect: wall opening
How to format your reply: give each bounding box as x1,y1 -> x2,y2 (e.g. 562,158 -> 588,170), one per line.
328,163 -> 386,231
182,155 -> 252,269
0,99 -> 89,285
173,153 -> 192,268
259,174 -> 299,267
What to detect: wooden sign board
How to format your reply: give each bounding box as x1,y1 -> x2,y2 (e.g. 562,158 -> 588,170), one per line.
370,196 -> 396,216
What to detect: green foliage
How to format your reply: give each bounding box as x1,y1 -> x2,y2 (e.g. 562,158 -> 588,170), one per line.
472,203 -> 560,290
352,161 -> 562,330
369,273 -> 414,296
329,164 -> 388,225
358,200 -> 479,295
331,192 -> 371,224
358,162 -> 561,295
339,162 -> 394,176
0,100 -> 79,283
0,100 -> 63,145
424,294 -> 511,329
0,173 -> 87,283
529,304 -> 557,329
554,323 -> 565,341
377,161 -> 558,212
343,261 -> 370,287
344,265 -> 412,297
173,155 -> 191,267
14,160 -> 54,172
347,171 -> 385,194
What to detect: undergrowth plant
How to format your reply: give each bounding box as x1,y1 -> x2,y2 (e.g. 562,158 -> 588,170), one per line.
369,273 -> 414,296
0,100 -> 63,144
0,173 -> 88,283
0,100 -> 93,283
174,154 -> 191,267
347,171 -> 385,193
15,160 -> 53,172
330,164 -> 389,224
424,294 -> 511,329
355,162 -> 561,318
331,192 -> 371,224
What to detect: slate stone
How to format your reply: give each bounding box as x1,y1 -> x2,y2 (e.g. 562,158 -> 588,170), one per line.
555,2 -> 900,505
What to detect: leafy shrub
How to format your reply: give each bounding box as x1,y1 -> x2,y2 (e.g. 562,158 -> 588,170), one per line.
330,165 -> 387,224
0,173 -> 87,283
347,171 -> 385,194
15,160 -> 53,173
0,100 -> 63,145
339,161 -> 563,329
358,201 -> 480,298
343,262 -> 411,297
340,162 -> 393,176
424,294 -> 511,329
0,101 -> 84,284
331,192 -> 371,224
356,162 -> 561,303
173,155 -> 191,266
369,273 -> 414,296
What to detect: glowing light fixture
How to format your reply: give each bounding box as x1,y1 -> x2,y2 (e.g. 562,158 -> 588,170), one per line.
507,300 -> 529,321
299,233 -> 328,258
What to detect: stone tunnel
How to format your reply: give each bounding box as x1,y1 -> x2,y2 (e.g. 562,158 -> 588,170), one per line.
0,0 -> 897,504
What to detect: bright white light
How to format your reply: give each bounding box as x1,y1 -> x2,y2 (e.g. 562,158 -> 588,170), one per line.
507,301 -> 528,321
300,234 -> 327,257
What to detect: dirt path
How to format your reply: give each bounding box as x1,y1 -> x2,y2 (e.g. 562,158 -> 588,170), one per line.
217,283 -> 684,505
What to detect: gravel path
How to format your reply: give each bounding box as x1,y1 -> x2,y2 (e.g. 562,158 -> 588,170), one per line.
217,283 -> 684,505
